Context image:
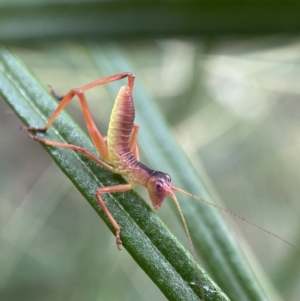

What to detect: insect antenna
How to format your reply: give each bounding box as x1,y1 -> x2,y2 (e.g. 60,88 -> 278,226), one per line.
171,185 -> 300,252
169,192 -> 204,299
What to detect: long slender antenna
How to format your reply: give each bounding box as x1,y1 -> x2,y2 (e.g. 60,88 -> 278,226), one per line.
170,192 -> 204,300
171,185 -> 300,252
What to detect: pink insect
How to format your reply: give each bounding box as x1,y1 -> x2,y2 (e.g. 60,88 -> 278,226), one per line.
22,71 -> 297,253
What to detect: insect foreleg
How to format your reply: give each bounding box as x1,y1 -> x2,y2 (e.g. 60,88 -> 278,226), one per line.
95,183 -> 135,250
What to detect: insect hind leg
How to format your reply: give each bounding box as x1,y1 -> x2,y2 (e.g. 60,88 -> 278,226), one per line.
28,134 -> 114,172
22,73 -> 136,162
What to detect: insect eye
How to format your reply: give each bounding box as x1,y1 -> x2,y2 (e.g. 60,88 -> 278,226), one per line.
166,173 -> 171,182
155,181 -> 163,194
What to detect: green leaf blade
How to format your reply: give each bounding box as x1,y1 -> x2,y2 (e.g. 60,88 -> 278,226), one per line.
1,1 -> 300,43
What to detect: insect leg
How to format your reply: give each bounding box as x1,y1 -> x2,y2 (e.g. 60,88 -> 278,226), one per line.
95,183 -> 135,249
28,134 -> 114,172
80,72 -> 135,93
130,124 -> 140,160
22,89 -> 79,133
22,73 -> 136,161
75,92 -> 109,161
24,73 -> 135,134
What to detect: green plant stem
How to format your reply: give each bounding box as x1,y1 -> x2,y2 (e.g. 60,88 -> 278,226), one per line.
1,1 -> 300,43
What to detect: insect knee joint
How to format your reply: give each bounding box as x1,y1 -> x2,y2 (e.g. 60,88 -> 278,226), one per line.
73,88 -> 84,95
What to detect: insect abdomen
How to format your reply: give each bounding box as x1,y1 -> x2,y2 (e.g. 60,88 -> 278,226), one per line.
107,86 -> 136,173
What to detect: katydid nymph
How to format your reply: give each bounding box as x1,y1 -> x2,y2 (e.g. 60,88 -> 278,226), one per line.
22,72 -> 299,300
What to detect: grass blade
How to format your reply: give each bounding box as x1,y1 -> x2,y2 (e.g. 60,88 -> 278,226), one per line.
1,1 -> 300,43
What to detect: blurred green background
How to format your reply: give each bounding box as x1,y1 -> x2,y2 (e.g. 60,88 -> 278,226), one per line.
1,1 -> 300,301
